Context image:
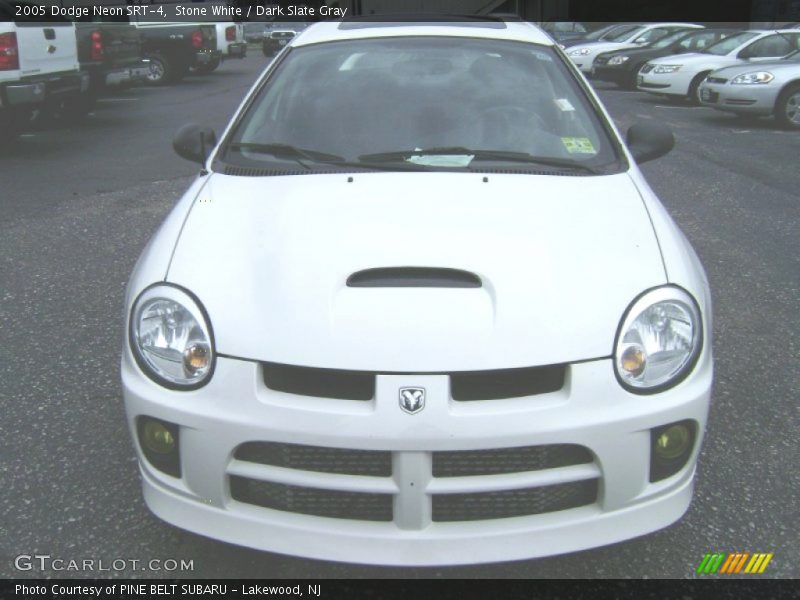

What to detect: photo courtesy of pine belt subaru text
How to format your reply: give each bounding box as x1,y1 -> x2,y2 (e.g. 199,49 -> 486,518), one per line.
122,20 -> 713,566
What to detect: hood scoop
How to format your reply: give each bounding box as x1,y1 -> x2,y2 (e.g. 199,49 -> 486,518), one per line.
346,267 -> 482,288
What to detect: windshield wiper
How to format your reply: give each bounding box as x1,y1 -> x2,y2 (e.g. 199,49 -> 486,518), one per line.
227,143 -> 346,170
226,143 -> 427,171
359,147 -> 605,174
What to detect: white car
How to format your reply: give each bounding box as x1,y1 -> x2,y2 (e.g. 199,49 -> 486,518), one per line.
638,29 -> 800,103
123,21 -> 713,566
567,22 -> 703,74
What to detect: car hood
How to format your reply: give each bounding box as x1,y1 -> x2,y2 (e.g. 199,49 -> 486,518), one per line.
167,172 -> 666,371
710,59 -> 800,77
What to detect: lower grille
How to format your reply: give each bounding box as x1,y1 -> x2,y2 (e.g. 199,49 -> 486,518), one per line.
234,442 -> 392,477
432,480 -> 598,522
230,477 -> 393,521
433,444 -> 593,477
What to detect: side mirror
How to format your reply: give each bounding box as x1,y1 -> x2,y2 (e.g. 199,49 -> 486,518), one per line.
626,121 -> 674,164
173,123 -> 217,165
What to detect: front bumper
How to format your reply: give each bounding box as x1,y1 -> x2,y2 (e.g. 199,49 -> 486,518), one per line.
699,80 -> 778,115
593,65 -> 632,85
122,344 -> 712,565
636,70 -> 691,96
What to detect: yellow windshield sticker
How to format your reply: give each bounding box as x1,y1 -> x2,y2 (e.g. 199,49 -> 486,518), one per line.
561,137 -> 597,154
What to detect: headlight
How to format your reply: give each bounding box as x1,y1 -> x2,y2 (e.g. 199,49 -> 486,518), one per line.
614,286 -> 702,393
608,55 -> 630,65
130,284 -> 215,389
653,64 -> 681,74
569,48 -> 591,56
731,71 -> 774,85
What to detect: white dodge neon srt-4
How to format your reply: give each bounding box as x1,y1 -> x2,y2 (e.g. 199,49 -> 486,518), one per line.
122,19 -> 713,566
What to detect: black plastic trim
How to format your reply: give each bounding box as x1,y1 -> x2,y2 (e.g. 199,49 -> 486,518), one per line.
347,267 -> 482,288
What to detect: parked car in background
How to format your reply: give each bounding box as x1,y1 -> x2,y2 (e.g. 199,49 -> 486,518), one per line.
126,20 -> 712,566
567,23 -> 703,74
244,22 -> 266,44
559,23 -> 643,49
74,20 -> 149,96
0,1 -> 91,140
540,21 -> 588,44
699,49 -> 800,128
638,30 -> 800,103
262,30 -> 296,57
133,22 -> 220,84
593,28 -> 738,89
197,22 -> 246,73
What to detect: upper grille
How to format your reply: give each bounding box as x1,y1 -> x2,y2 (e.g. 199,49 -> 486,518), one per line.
594,55 -> 610,65
450,365 -> 565,401
230,477 -> 393,521
234,441 -> 392,477
433,444 -> 593,477
640,63 -> 655,73
262,363 -> 566,401
706,76 -> 728,84
263,363 -> 375,400
432,479 -> 598,522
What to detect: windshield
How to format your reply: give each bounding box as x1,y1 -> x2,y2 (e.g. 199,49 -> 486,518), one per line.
222,37 -> 621,174
702,31 -> 759,55
609,26 -> 646,42
651,30 -> 693,49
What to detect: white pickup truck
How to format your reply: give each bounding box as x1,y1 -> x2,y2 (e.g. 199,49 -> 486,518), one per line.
0,1 -> 90,141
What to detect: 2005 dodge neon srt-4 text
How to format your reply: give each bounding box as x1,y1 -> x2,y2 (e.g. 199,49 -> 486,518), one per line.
122,20 -> 713,565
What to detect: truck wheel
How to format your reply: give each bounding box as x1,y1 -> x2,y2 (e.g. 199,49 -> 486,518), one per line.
774,83 -> 800,130
144,53 -> 172,85
193,57 -> 221,74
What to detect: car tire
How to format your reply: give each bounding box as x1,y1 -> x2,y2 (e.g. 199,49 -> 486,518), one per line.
621,67 -> 643,91
143,53 -> 173,85
193,57 -> 221,74
688,72 -> 711,106
774,83 -> 800,130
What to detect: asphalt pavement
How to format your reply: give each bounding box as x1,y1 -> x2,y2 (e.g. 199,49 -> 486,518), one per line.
0,52 -> 798,579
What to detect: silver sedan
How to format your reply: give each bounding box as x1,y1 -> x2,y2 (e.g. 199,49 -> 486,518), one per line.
699,50 -> 800,129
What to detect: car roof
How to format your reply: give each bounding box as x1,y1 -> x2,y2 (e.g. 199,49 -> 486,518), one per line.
292,20 -> 554,48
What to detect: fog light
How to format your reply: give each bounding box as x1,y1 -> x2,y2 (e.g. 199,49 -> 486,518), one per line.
650,420 -> 696,482
654,424 -> 691,460
142,420 -> 176,454
137,417 -> 181,478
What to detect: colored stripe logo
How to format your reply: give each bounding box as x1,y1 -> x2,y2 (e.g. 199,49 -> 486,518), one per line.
696,552 -> 773,574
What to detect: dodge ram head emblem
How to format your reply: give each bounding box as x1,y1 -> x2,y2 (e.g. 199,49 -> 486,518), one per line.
399,387 -> 425,414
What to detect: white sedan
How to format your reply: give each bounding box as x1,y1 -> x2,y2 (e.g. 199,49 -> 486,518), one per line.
638,29 -> 800,103
122,20 -> 713,566
566,22 -> 703,74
